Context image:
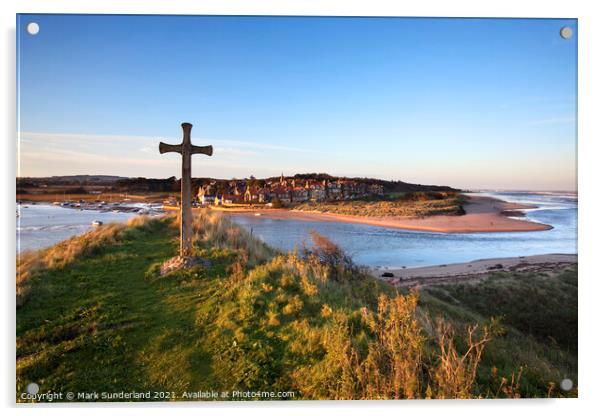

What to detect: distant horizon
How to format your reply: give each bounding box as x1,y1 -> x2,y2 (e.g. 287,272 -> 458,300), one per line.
16,172 -> 577,193
17,15 -> 577,191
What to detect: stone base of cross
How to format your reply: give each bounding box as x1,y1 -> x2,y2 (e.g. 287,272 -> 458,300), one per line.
158,122 -> 213,266
159,255 -> 211,276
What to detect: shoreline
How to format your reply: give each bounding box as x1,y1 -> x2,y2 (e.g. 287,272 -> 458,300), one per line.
370,253 -> 577,287
223,195 -> 553,234
18,200 -> 164,215
18,194 -> 554,234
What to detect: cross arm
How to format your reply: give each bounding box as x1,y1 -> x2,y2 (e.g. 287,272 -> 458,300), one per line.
159,142 -> 183,154
191,144 -> 213,156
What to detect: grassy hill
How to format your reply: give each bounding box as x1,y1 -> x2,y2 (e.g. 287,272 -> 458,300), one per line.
16,213 -> 577,401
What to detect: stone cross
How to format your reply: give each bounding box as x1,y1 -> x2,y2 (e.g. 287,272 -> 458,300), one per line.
159,123 -> 213,257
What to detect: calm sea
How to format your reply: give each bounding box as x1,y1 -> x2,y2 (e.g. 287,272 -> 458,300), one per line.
16,192 -> 577,268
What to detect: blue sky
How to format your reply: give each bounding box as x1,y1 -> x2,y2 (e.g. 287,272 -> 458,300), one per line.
17,15 -> 577,190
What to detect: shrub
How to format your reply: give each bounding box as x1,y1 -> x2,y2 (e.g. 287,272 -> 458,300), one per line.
301,231 -> 360,282
402,192 -> 429,201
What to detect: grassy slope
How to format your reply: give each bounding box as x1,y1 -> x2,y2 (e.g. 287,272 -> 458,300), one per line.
421,268 -> 577,397
16,215 -> 576,401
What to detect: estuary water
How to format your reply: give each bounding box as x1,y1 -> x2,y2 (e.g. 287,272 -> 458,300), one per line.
16,192 -> 577,268
16,204 -> 138,253
230,191 -> 577,268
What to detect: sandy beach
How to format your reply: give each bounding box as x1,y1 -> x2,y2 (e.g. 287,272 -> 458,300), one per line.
370,253 -> 577,287
224,195 -> 552,234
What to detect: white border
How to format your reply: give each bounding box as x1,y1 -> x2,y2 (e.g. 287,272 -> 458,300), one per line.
3,1 -> 601,415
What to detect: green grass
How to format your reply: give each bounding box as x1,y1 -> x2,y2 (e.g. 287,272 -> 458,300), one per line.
420,268 -> 578,397
423,268 -> 577,353
17,214 -> 577,401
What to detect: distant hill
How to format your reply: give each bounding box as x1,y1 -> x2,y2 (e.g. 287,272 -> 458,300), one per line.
288,173 -> 459,193
17,173 -> 459,194
17,175 -> 128,186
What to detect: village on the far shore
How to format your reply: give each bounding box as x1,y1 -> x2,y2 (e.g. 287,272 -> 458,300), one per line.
194,174 -> 385,207
16,173 -> 459,212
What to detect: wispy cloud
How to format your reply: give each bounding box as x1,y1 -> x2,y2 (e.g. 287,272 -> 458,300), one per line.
16,131 -> 324,177
211,139 -> 318,154
18,131 -> 319,154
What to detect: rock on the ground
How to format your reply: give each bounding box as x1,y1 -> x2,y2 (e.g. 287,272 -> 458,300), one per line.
160,256 -> 211,275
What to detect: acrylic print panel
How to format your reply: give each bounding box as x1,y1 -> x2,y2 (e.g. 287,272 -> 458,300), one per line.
16,14 -> 577,402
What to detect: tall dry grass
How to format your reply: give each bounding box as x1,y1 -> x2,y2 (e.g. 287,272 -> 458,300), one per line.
191,210 -> 274,266
260,234 -> 496,399
297,292 -> 425,399
428,319 -> 494,399
354,293 -> 424,399
290,287 -> 494,399
300,231 -> 360,282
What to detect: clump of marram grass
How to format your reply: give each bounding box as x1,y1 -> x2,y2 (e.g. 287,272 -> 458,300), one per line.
300,231 -> 363,283
427,318 -> 495,399
291,292 -> 425,399
17,215 -> 161,307
191,210 -> 275,267
289,288 -> 495,399
356,293 -> 424,399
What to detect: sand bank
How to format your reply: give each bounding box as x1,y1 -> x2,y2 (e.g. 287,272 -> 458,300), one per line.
370,253 -> 577,287
224,195 -> 552,234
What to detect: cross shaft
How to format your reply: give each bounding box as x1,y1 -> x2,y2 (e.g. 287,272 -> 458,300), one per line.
159,122 -> 212,257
